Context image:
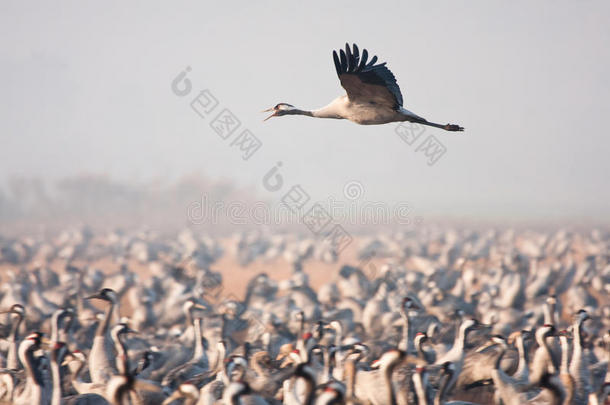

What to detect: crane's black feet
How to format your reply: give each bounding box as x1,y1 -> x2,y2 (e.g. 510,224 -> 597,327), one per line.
444,124 -> 464,132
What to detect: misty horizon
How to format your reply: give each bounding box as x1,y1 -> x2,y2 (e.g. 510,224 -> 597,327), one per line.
2,2 -> 609,226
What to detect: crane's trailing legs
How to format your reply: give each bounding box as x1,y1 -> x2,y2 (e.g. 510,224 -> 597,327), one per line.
399,107 -> 464,132
408,118 -> 464,132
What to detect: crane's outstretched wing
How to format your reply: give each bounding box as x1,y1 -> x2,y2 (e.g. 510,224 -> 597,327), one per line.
333,43 -> 403,108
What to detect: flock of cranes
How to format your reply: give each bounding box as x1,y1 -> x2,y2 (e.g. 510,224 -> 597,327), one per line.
0,226 -> 608,404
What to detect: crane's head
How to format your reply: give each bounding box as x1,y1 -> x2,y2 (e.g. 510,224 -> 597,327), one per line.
1,303 -> 25,317
414,332 -> 428,346
402,296 -> 421,311
85,288 -> 118,304
262,103 -> 295,121
110,322 -> 138,343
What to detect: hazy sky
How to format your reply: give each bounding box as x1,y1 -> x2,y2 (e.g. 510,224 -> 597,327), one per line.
1,1 -> 609,223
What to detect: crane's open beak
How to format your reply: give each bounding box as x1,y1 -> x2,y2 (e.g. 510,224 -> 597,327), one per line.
262,107 -> 277,121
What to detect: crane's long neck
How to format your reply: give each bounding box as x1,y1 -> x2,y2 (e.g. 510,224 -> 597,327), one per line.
412,372 -> 428,405
538,332 -> 557,376
382,361 -> 398,405
515,335 -> 529,377
401,311 -> 412,353
416,338 -> 426,362
59,314 -> 73,345
332,323 -> 343,347
559,336 -> 570,375
490,349 -> 521,405
96,299 -> 115,337
435,370 -> 453,405
7,313 -> 23,369
572,320 -> 583,353
19,341 -> 44,404
569,319 -> 585,380
193,318 -> 204,360
285,108 -> 313,117
113,334 -> 129,376
544,301 -> 556,325
217,343 -> 227,374
544,338 -> 557,376
454,325 -> 468,353
50,311 -> 62,343
569,317 -> 591,404
322,348 -> 333,384
50,348 -> 63,405
9,312 -> 23,342
345,358 -> 356,400
185,305 -> 194,330
71,358 -> 86,389
298,313 -> 305,337
107,375 -> 130,405
288,105 -> 341,119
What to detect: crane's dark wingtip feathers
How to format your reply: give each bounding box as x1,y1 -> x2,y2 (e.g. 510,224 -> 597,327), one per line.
332,51 -> 341,77
358,49 -> 368,71
339,49 -> 348,72
334,43 -> 404,107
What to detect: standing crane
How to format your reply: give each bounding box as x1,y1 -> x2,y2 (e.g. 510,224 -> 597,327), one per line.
263,43 -> 464,130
